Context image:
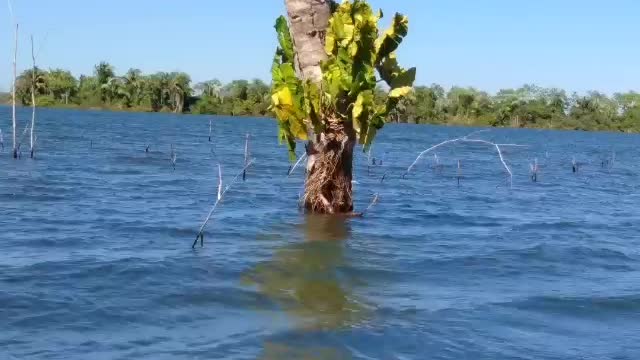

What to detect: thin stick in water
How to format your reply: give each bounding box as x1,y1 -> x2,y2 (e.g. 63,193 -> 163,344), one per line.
361,193 -> 379,216
170,144 -> 176,170
433,153 -> 443,174
217,164 -> 222,201
16,124 -> 31,152
367,146 -> 372,175
193,159 -> 255,248
243,133 -> 249,181
530,158 -> 539,182
609,150 -> 616,171
287,152 -> 308,177
11,22 -> 18,159
30,35 -> 36,158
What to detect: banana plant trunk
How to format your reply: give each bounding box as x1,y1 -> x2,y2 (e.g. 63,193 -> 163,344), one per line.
285,0 -> 356,214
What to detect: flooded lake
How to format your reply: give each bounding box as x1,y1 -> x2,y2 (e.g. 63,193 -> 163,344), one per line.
1,107 -> 639,359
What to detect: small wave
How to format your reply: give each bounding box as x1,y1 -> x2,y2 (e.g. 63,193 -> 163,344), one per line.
498,294 -> 640,317
0,192 -> 68,202
410,243 -> 637,276
155,286 -> 264,309
511,244 -> 638,271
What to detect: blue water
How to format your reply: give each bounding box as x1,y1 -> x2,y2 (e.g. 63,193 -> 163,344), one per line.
1,107 -> 639,359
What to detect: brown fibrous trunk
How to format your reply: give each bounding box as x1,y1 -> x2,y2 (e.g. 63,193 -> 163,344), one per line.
303,116 -> 356,214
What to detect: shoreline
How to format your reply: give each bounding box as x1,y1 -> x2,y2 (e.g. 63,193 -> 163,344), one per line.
0,103 -> 636,134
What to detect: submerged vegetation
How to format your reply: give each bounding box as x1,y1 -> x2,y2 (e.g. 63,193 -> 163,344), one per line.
4,64 -> 639,133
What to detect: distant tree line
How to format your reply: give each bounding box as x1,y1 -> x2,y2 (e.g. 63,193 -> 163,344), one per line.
7,61 -> 270,117
3,61 -> 639,132
394,84 -> 640,132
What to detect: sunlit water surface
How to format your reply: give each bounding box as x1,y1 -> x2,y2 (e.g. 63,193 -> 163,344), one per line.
1,107 -> 639,359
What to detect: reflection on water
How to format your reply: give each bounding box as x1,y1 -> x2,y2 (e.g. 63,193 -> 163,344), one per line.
259,342 -> 351,360
300,214 -> 353,242
243,215 -> 369,331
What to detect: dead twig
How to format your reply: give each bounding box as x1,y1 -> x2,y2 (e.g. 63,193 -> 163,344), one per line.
16,125 -> 31,153
403,130 -> 522,187
530,158 -> 539,182
30,35 -> 36,158
287,152 -> 307,177
367,146 -> 372,175
217,164 -> 222,201
432,153 -> 444,174
170,144 -> 177,170
361,193 -> 379,216
11,20 -> 18,158
243,133 -> 250,181
193,159 -> 255,248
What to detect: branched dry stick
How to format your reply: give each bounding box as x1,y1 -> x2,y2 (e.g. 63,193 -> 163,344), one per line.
287,152 -> 307,177
193,159 -> 255,248
403,131 -> 523,186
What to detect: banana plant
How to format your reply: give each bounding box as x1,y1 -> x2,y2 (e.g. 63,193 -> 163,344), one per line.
271,0 -> 415,160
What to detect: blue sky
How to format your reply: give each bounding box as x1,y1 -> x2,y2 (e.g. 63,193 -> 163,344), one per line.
1,0 -> 638,94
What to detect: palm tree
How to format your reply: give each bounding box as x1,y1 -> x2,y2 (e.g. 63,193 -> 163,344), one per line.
100,77 -> 126,105
143,72 -> 169,111
123,68 -> 143,106
207,79 -> 223,98
168,72 -> 191,113
46,69 -> 77,104
197,79 -> 223,100
16,68 -> 46,105
94,62 -> 115,102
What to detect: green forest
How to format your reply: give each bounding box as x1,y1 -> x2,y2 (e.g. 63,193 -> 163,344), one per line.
3,61 -> 639,132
